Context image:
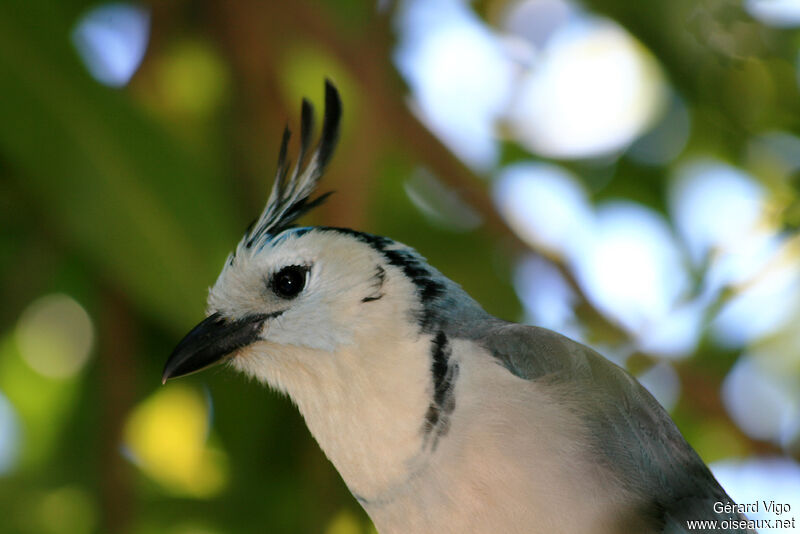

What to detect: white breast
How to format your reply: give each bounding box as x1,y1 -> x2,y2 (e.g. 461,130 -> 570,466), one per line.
363,339 -> 655,534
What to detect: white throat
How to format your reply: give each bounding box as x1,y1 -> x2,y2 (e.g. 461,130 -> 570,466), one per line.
232,319 -> 436,501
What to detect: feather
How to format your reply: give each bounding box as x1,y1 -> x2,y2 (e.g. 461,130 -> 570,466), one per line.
242,80 -> 342,251
477,323 -> 756,533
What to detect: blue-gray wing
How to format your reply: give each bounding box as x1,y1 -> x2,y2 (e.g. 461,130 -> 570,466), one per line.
477,322 -> 757,534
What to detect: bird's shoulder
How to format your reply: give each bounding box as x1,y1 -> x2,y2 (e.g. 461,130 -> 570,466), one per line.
471,322 -> 753,533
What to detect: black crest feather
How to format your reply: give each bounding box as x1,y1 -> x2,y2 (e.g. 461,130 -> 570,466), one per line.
243,80 -> 342,249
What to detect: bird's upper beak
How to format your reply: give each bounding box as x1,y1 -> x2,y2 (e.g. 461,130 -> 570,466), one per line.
162,312 -> 268,383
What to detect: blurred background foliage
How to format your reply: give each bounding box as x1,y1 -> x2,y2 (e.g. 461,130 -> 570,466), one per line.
1,0 -> 800,532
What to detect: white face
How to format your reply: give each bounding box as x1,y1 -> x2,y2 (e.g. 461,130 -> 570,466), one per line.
207,228 -> 394,356
204,227 -> 450,503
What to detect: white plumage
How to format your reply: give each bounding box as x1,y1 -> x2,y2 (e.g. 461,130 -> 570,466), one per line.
163,82 -> 756,534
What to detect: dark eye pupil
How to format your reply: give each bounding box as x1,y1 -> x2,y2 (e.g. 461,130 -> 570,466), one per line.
272,266 -> 307,299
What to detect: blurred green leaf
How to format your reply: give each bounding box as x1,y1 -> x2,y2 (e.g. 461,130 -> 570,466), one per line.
0,0 -> 240,330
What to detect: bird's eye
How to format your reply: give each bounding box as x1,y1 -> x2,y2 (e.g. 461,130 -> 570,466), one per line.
271,265 -> 308,299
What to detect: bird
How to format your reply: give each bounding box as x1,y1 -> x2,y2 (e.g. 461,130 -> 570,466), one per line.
162,81 -> 757,534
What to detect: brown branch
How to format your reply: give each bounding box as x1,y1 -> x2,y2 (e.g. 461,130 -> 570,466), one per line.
98,287 -> 136,534
277,0 -> 630,341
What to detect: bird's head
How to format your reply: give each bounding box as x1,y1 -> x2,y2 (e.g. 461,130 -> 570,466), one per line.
161,81 -> 472,393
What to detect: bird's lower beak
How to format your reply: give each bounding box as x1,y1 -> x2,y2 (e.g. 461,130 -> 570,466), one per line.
162,312 -> 268,383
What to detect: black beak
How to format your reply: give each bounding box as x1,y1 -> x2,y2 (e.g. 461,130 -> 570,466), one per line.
162,312 -> 269,383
